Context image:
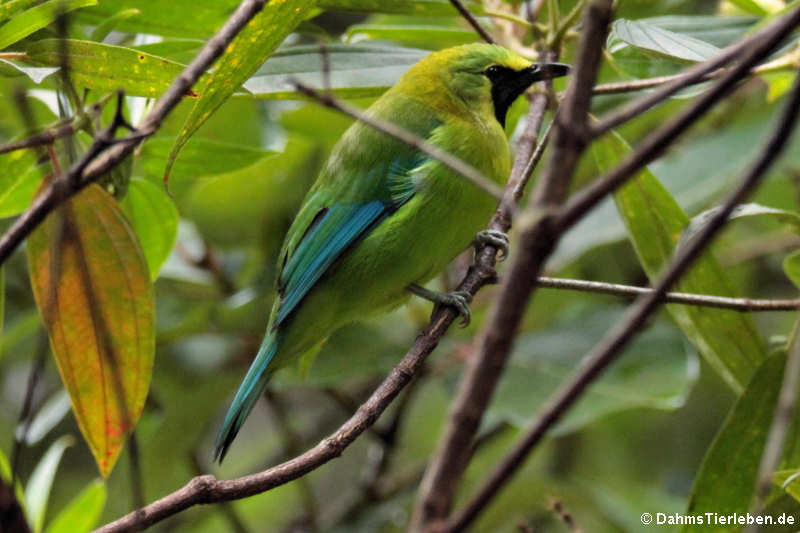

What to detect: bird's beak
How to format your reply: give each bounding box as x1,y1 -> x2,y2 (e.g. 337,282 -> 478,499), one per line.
526,62 -> 571,83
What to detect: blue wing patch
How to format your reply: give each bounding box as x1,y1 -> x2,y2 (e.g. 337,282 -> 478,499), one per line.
273,153 -> 427,330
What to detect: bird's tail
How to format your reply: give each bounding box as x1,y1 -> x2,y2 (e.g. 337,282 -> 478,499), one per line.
214,330 -> 282,463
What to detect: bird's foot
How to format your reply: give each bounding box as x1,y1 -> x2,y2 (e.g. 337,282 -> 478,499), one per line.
407,284 -> 472,327
474,229 -> 509,260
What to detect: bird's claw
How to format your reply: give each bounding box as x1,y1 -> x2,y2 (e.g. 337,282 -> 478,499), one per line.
435,290 -> 472,327
407,284 -> 473,327
474,229 -> 509,261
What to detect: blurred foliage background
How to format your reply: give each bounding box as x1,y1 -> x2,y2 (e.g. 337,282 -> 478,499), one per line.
2,0 -> 800,531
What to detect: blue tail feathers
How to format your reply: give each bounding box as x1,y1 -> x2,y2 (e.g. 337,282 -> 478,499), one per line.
213,331 -> 282,463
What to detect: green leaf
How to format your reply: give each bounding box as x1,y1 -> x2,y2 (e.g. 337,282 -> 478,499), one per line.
641,15 -> 756,47
345,24 -> 476,47
165,0 -> 314,181
490,310 -> 697,434
89,8 -> 141,43
120,178 -> 179,280
594,131 -> 767,393
681,352 -> 796,531
242,44 -> 428,100
783,249 -> 800,290
0,0 -> 44,25
0,0 -> 97,51
24,435 -> 74,533
137,137 -> 274,198
0,149 -> 49,218
609,18 -> 722,62
44,479 -> 105,533
19,39 -> 187,98
27,185 -> 155,477
77,0 -> 239,39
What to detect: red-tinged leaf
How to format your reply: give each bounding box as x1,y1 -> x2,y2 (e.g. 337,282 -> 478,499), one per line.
26,184 -> 154,478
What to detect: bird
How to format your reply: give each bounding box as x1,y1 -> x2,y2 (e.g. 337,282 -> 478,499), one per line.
213,43 -> 570,462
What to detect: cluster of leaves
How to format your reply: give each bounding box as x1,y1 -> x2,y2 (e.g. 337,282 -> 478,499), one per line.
1,0 -> 800,531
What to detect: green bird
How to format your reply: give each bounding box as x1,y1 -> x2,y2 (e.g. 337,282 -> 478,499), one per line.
214,43 -> 569,462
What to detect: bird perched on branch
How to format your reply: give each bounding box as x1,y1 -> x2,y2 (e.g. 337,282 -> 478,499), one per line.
214,43 -> 569,462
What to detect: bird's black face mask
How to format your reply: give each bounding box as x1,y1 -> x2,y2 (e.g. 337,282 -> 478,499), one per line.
485,62 -> 570,127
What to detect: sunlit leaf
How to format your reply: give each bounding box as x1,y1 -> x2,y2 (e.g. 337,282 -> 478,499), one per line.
0,0 -> 43,25
165,0 -> 314,180
27,184 -> 155,477
609,18 -> 722,62
640,15 -> 756,47
120,178 -> 179,280
0,0 -> 97,51
18,39 -> 186,98
44,479 -> 105,533
681,352 -> 800,531
24,435 -> 74,533
594,131 -> 767,392
242,44 -> 428,100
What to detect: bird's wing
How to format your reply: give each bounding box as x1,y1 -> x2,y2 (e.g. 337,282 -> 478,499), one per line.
272,152 -> 426,330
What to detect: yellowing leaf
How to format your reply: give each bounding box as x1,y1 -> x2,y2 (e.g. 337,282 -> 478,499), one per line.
27,184 -> 154,477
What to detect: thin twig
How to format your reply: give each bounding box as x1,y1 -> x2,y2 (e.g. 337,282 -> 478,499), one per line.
449,0 -> 496,44
411,1 -> 611,527
442,67 -> 800,533
747,322 -> 800,532
0,101 -> 106,155
591,70 -> 719,95
10,332 -> 48,485
536,276 -> 800,311
290,80 -> 504,201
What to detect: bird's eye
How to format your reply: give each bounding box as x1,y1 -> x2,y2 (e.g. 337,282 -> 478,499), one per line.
484,65 -> 502,79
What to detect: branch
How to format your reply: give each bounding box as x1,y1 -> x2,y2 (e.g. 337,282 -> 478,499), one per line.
591,8 -> 800,136
442,66 -> 800,533
411,1 -> 613,530
290,81 -> 504,201
536,276 -> 800,311
449,0 -> 496,44
591,70 -> 719,95
0,0 -> 271,269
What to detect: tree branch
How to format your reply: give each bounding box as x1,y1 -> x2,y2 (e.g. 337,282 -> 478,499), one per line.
442,66 -> 800,533
536,276 -> 800,311
411,2 -> 613,530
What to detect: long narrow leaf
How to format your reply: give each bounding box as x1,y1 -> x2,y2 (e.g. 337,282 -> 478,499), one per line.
24,435 -> 73,533
0,0 -> 96,51
594,131 -> 767,392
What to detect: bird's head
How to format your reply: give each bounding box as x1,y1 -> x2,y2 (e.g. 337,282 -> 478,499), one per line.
399,44 -> 570,128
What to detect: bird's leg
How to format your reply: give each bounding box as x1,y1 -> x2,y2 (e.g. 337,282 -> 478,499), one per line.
407,283 -> 472,327
473,229 -> 509,260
